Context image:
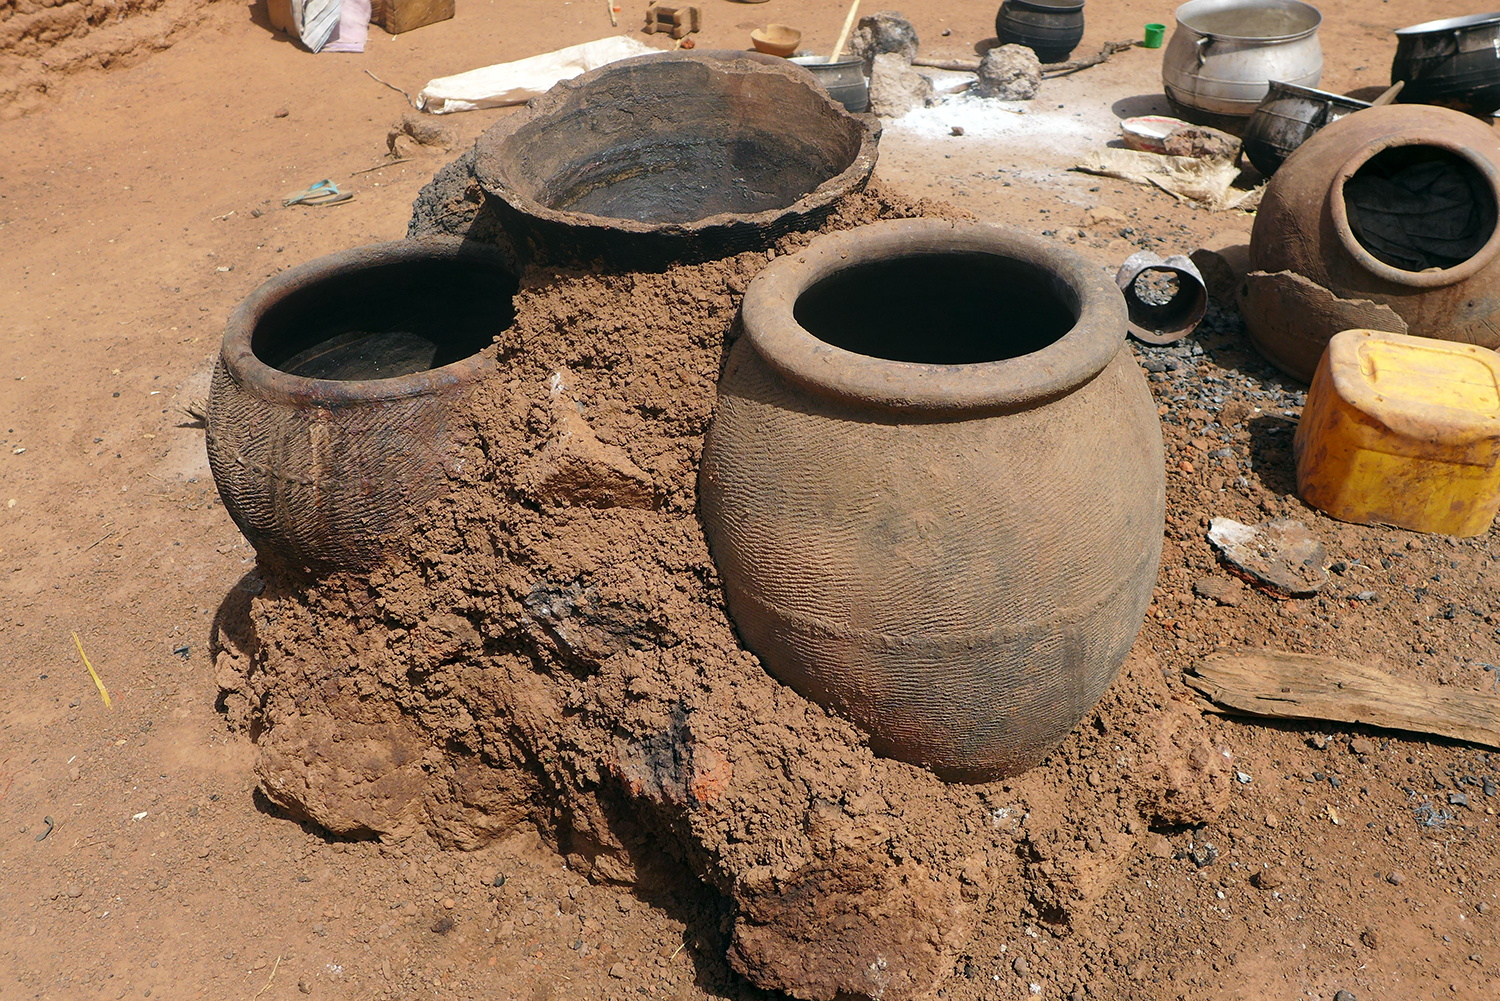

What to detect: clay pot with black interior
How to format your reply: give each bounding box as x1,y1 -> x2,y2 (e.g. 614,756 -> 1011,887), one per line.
1244,104 -> 1500,383
475,50 -> 879,268
699,220 -> 1165,782
206,238 -> 516,574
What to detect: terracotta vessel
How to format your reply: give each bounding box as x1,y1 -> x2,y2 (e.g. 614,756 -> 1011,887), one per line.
1245,104 -> 1500,383
475,51 -> 879,268
699,220 -> 1165,781
207,239 -> 514,574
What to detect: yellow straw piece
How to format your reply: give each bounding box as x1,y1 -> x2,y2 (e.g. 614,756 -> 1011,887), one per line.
71,631 -> 112,709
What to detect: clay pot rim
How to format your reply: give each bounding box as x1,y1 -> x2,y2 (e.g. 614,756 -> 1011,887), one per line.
740,220 -> 1125,414
1327,122 -> 1500,289
474,51 -> 880,240
220,238 -> 504,407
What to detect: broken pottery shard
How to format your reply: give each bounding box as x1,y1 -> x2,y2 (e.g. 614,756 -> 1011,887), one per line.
1207,517 -> 1327,596
1239,269 -> 1408,384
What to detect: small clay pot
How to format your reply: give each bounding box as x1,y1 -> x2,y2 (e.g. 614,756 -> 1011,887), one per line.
699,220 -> 1164,781
207,238 -> 515,574
1245,104 -> 1500,382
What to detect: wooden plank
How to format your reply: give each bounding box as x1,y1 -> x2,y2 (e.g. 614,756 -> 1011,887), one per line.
1185,648 -> 1500,749
372,0 -> 455,35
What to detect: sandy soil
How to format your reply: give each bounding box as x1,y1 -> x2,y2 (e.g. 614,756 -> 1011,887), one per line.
2,1 -> 1499,999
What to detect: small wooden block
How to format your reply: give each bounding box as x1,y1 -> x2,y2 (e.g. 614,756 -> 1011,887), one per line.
644,4 -> 699,39
371,0 -> 455,35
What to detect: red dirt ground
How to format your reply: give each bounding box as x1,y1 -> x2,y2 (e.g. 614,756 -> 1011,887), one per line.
3,2 -> 1499,1000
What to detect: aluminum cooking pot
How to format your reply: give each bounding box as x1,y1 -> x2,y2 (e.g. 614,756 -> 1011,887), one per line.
1162,0 -> 1323,124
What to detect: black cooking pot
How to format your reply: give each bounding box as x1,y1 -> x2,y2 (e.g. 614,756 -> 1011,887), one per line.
1392,12 -> 1500,116
1241,80 -> 1370,176
996,0 -> 1085,64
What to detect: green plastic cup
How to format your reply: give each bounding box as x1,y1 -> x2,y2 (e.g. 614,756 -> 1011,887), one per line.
1143,23 -> 1166,48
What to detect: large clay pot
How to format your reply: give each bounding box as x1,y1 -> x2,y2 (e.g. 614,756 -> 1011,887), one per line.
699,221 -> 1165,781
475,51 -> 879,268
1161,0 -> 1323,131
207,239 -> 516,574
1244,104 -> 1500,383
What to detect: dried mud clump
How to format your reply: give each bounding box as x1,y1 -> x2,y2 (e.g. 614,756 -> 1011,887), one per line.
213,172 -> 1225,1000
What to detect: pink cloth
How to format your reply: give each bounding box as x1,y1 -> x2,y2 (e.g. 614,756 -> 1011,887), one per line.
323,0 -> 371,53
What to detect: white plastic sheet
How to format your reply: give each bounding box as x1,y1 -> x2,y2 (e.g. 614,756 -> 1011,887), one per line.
416,36 -> 659,114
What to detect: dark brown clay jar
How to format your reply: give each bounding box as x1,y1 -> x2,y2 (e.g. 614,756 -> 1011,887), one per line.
699,220 -> 1165,782
1246,104 -> 1500,383
207,239 -> 515,574
474,51 -> 879,269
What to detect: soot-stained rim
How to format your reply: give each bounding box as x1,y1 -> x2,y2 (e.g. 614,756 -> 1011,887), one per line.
219,238 -> 507,406
1327,124 -> 1500,289
473,50 -> 881,238
741,220 -> 1128,415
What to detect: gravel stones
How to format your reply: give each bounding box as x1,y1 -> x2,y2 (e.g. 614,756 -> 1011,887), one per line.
974,44 -> 1041,101
1193,575 -> 1244,606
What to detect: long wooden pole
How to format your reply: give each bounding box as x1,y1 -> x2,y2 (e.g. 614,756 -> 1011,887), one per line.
830,0 -> 861,63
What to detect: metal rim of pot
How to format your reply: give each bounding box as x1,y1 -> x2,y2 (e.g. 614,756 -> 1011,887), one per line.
1327,130 -> 1500,289
1260,80 -> 1371,117
740,219 -> 1125,415
1174,0 -> 1322,43
1394,12 -> 1500,37
219,238 -> 503,406
476,50 -> 880,241
1003,0 -> 1086,12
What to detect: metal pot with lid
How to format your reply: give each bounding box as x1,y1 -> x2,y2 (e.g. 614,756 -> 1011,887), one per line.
1391,12 -> 1500,117
1161,0 -> 1323,130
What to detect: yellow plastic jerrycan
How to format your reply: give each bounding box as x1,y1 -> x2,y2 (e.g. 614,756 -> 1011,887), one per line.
1294,328 -> 1500,537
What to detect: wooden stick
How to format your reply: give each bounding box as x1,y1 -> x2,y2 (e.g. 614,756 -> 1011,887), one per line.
913,57 -> 980,73
1371,80 -> 1404,106
1041,39 -> 1137,78
914,39 -> 1135,77
830,0 -> 860,63
1185,648 -> 1500,749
